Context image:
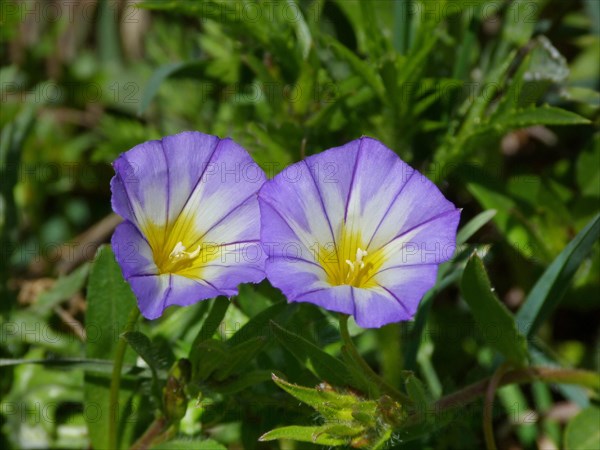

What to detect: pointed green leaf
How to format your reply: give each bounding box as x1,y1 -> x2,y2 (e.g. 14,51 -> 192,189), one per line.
404,374 -> 431,413
0,357 -> 138,375
213,336 -> 267,380
456,210 -> 497,246
35,264 -> 90,316
153,437 -> 226,450
323,35 -> 385,100
84,245 -> 138,450
191,297 -> 230,348
212,370 -> 274,395
502,0 -> 540,46
272,374 -> 337,410
271,321 -> 350,387
564,407 -> 600,450
122,331 -> 172,372
496,106 -> 590,128
287,0 -> 312,59
191,339 -> 229,382
138,61 -> 185,114
516,213 -> 600,337
461,255 -> 528,366
227,301 -> 286,346
138,61 -> 202,115
272,374 -> 357,418
259,426 -> 348,446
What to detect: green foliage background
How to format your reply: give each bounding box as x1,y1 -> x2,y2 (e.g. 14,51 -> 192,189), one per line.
1,0 -> 598,449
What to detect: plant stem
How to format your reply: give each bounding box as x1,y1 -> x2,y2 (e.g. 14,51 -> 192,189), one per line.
436,366 -> 600,413
339,314 -> 412,404
400,366 -> 599,432
108,307 -> 140,450
483,364 -> 510,450
130,416 -> 170,450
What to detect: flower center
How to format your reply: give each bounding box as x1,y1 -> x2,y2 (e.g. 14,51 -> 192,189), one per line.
344,248 -> 373,286
142,220 -> 214,277
315,229 -> 385,288
162,241 -> 201,272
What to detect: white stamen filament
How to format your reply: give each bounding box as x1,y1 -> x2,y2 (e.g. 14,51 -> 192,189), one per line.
169,241 -> 201,261
345,248 -> 368,280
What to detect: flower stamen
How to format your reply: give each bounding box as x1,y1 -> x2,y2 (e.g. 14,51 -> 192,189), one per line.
344,248 -> 372,286
169,241 -> 201,261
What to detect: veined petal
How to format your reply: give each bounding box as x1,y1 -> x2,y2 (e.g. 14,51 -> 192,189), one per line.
127,274 -> 223,320
111,221 -> 157,278
110,132 -> 267,320
164,136 -> 266,254
366,165 -> 458,251
363,265 -> 439,326
259,136 -> 460,328
293,285 -> 355,316
111,139 -> 167,230
351,288 -> 410,328
259,155 -> 356,253
372,208 -> 461,271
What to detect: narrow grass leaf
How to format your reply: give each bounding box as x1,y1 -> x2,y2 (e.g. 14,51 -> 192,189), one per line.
516,213 -> 600,337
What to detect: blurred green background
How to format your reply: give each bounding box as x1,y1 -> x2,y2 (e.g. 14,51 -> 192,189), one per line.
1,0 -> 598,449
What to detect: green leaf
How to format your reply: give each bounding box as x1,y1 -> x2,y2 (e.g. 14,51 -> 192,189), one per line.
0,357 -> 132,374
287,0 -> 312,59
496,106 -> 591,128
461,255 -> 528,366
212,370 -> 273,395
213,336 -> 267,380
138,61 -> 197,115
564,86 -> 600,108
191,297 -> 230,348
456,210 -> 497,246
497,385 -> 537,446
259,425 -> 348,446
516,213 -> 600,337
227,301 -> 286,346
84,245 -> 138,450
34,264 -> 90,316
272,374 -> 358,418
404,374 -> 431,413
138,61 -> 185,114
153,437 -> 227,450
564,407 -> 600,450
191,339 -> 229,382
97,0 -> 122,64
122,331 -> 172,373
85,246 -> 137,361
323,35 -> 386,100
465,168 -> 552,263
576,139 -> 600,198
501,0 -> 540,47
271,320 -> 350,387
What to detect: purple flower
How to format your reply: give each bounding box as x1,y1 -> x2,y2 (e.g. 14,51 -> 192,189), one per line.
258,137 -> 460,328
111,131 -> 266,319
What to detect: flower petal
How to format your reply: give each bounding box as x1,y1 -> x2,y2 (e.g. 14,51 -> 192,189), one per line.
169,136 -> 267,247
351,263 -> 438,327
111,139 -> 167,227
111,132 -> 267,320
127,273 -> 224,320
374,208 -> 461,270
351,288 -> 409,328
292,284 -> 355,316
258,136 -> 460,327
111,221 -> 157,278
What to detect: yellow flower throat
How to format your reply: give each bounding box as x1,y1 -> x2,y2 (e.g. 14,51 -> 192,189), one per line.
315,228 -> 385,288
143,219 -> 216,278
